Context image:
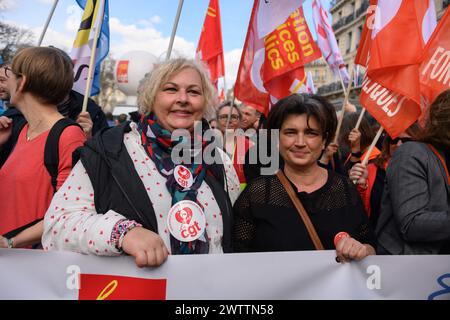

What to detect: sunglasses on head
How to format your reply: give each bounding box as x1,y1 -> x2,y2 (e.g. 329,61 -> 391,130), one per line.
390,137 -> 413,145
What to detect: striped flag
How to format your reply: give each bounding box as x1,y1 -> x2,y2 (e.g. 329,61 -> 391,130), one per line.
312,0 -> 350,85
70,0 -> 110,96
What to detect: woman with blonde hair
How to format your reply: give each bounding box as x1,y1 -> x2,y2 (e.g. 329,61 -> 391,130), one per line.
42,58 -> 240,267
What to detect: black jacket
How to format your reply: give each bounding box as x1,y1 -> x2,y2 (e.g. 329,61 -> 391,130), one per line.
78,122 -> 234,253
67,90 -> 108,136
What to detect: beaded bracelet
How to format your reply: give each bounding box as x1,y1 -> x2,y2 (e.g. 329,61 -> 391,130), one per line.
111,219 -> 142,251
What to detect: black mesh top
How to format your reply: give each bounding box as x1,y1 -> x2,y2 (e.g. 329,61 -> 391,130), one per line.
232,170 -> 376,252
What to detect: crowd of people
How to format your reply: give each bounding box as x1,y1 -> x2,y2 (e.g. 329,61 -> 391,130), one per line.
0,46 -> 449,269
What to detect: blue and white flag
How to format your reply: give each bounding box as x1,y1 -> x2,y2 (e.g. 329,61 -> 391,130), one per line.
70,0 -> 110,96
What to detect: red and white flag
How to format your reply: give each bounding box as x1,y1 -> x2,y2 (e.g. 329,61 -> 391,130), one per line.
420,7 -> 450,105
307,71 -> 317,94
311,0 -> 349,85
234,0 -> 321,114
358,0 -> 436,138
196,0 -> 224,87
355,0 -> 378,67
218,88 -> 225,102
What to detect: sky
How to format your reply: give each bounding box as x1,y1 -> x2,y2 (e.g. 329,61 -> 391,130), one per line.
1,0 -> 331,88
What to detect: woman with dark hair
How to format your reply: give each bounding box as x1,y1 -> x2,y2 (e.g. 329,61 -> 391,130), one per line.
376,90 -> 450,255
338,112 -> 378,172
232,93 -> 376,262
349,123 -> 421,228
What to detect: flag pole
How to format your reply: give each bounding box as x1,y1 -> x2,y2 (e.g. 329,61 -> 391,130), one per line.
166,0 -> 185,60
354,108 -> 366,130
362,126 -> 384,166
81,0 -> 105,113
37,0 -> 59,46
223,77 -> 228,101
223,95 -> 237,153
354,65 -> 366,130
338,70 -> 346,94
334,65 -> 355,144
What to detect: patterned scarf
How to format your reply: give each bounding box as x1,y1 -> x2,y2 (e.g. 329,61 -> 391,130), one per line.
138,113 -> 210,254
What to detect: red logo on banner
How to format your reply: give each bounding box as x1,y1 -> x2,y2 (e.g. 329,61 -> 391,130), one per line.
116,61 -> 129,84
78,274 -> 167,300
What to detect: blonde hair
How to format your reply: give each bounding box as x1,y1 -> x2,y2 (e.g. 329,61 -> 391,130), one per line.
138,58 -> 217,119
12,46 -> 73,105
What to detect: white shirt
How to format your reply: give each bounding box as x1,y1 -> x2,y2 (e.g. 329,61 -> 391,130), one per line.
42,123 -> 240,256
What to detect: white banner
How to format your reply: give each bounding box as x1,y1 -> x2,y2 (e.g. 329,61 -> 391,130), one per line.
0,249 -> 449,300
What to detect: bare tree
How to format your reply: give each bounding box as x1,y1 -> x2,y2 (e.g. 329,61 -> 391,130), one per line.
0,22 -> 34,62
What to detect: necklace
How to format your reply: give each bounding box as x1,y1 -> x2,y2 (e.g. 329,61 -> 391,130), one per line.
26,119 -> 45,141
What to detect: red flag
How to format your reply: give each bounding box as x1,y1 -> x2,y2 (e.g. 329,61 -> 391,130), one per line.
420,8 -> 450,105
354,0 -> 378,67
78,274 -> 167,300
196,0 -> 225,86
219,88 -> 225,102
234,0 -> 320,114
359,0 -> 436,138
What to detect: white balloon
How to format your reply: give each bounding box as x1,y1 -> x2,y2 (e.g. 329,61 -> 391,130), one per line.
114,51 -> 158,97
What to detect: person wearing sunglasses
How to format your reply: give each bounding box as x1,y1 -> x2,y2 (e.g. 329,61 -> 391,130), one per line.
376,90 -> 450,255
349,124 -> 420,229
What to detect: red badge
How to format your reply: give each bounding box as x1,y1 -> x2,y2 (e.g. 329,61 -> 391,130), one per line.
167,200 -> 206,242
174,165 -> 193,189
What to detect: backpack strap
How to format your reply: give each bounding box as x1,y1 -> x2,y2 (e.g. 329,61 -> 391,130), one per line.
44,118 -> 81,193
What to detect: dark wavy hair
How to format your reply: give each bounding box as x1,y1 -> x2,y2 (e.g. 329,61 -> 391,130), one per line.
266,93 -> 337,147
338,112 -> 375,151
419,90 -> 450,147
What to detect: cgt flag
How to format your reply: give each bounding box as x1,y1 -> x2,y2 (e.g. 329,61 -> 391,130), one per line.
420,7 -> 450,105
196,0 -> 225,88
234,0 -> 321,114
359,0 -> 436,138
71,0 -> 110,96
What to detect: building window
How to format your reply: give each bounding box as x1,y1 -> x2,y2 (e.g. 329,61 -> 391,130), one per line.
338,11 -> 342,19
351,1 -> 355,14
346,32 -> 352,54
357,26 -> 363,44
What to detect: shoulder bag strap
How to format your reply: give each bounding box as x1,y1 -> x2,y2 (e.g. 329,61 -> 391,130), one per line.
276,170 -> 324,250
